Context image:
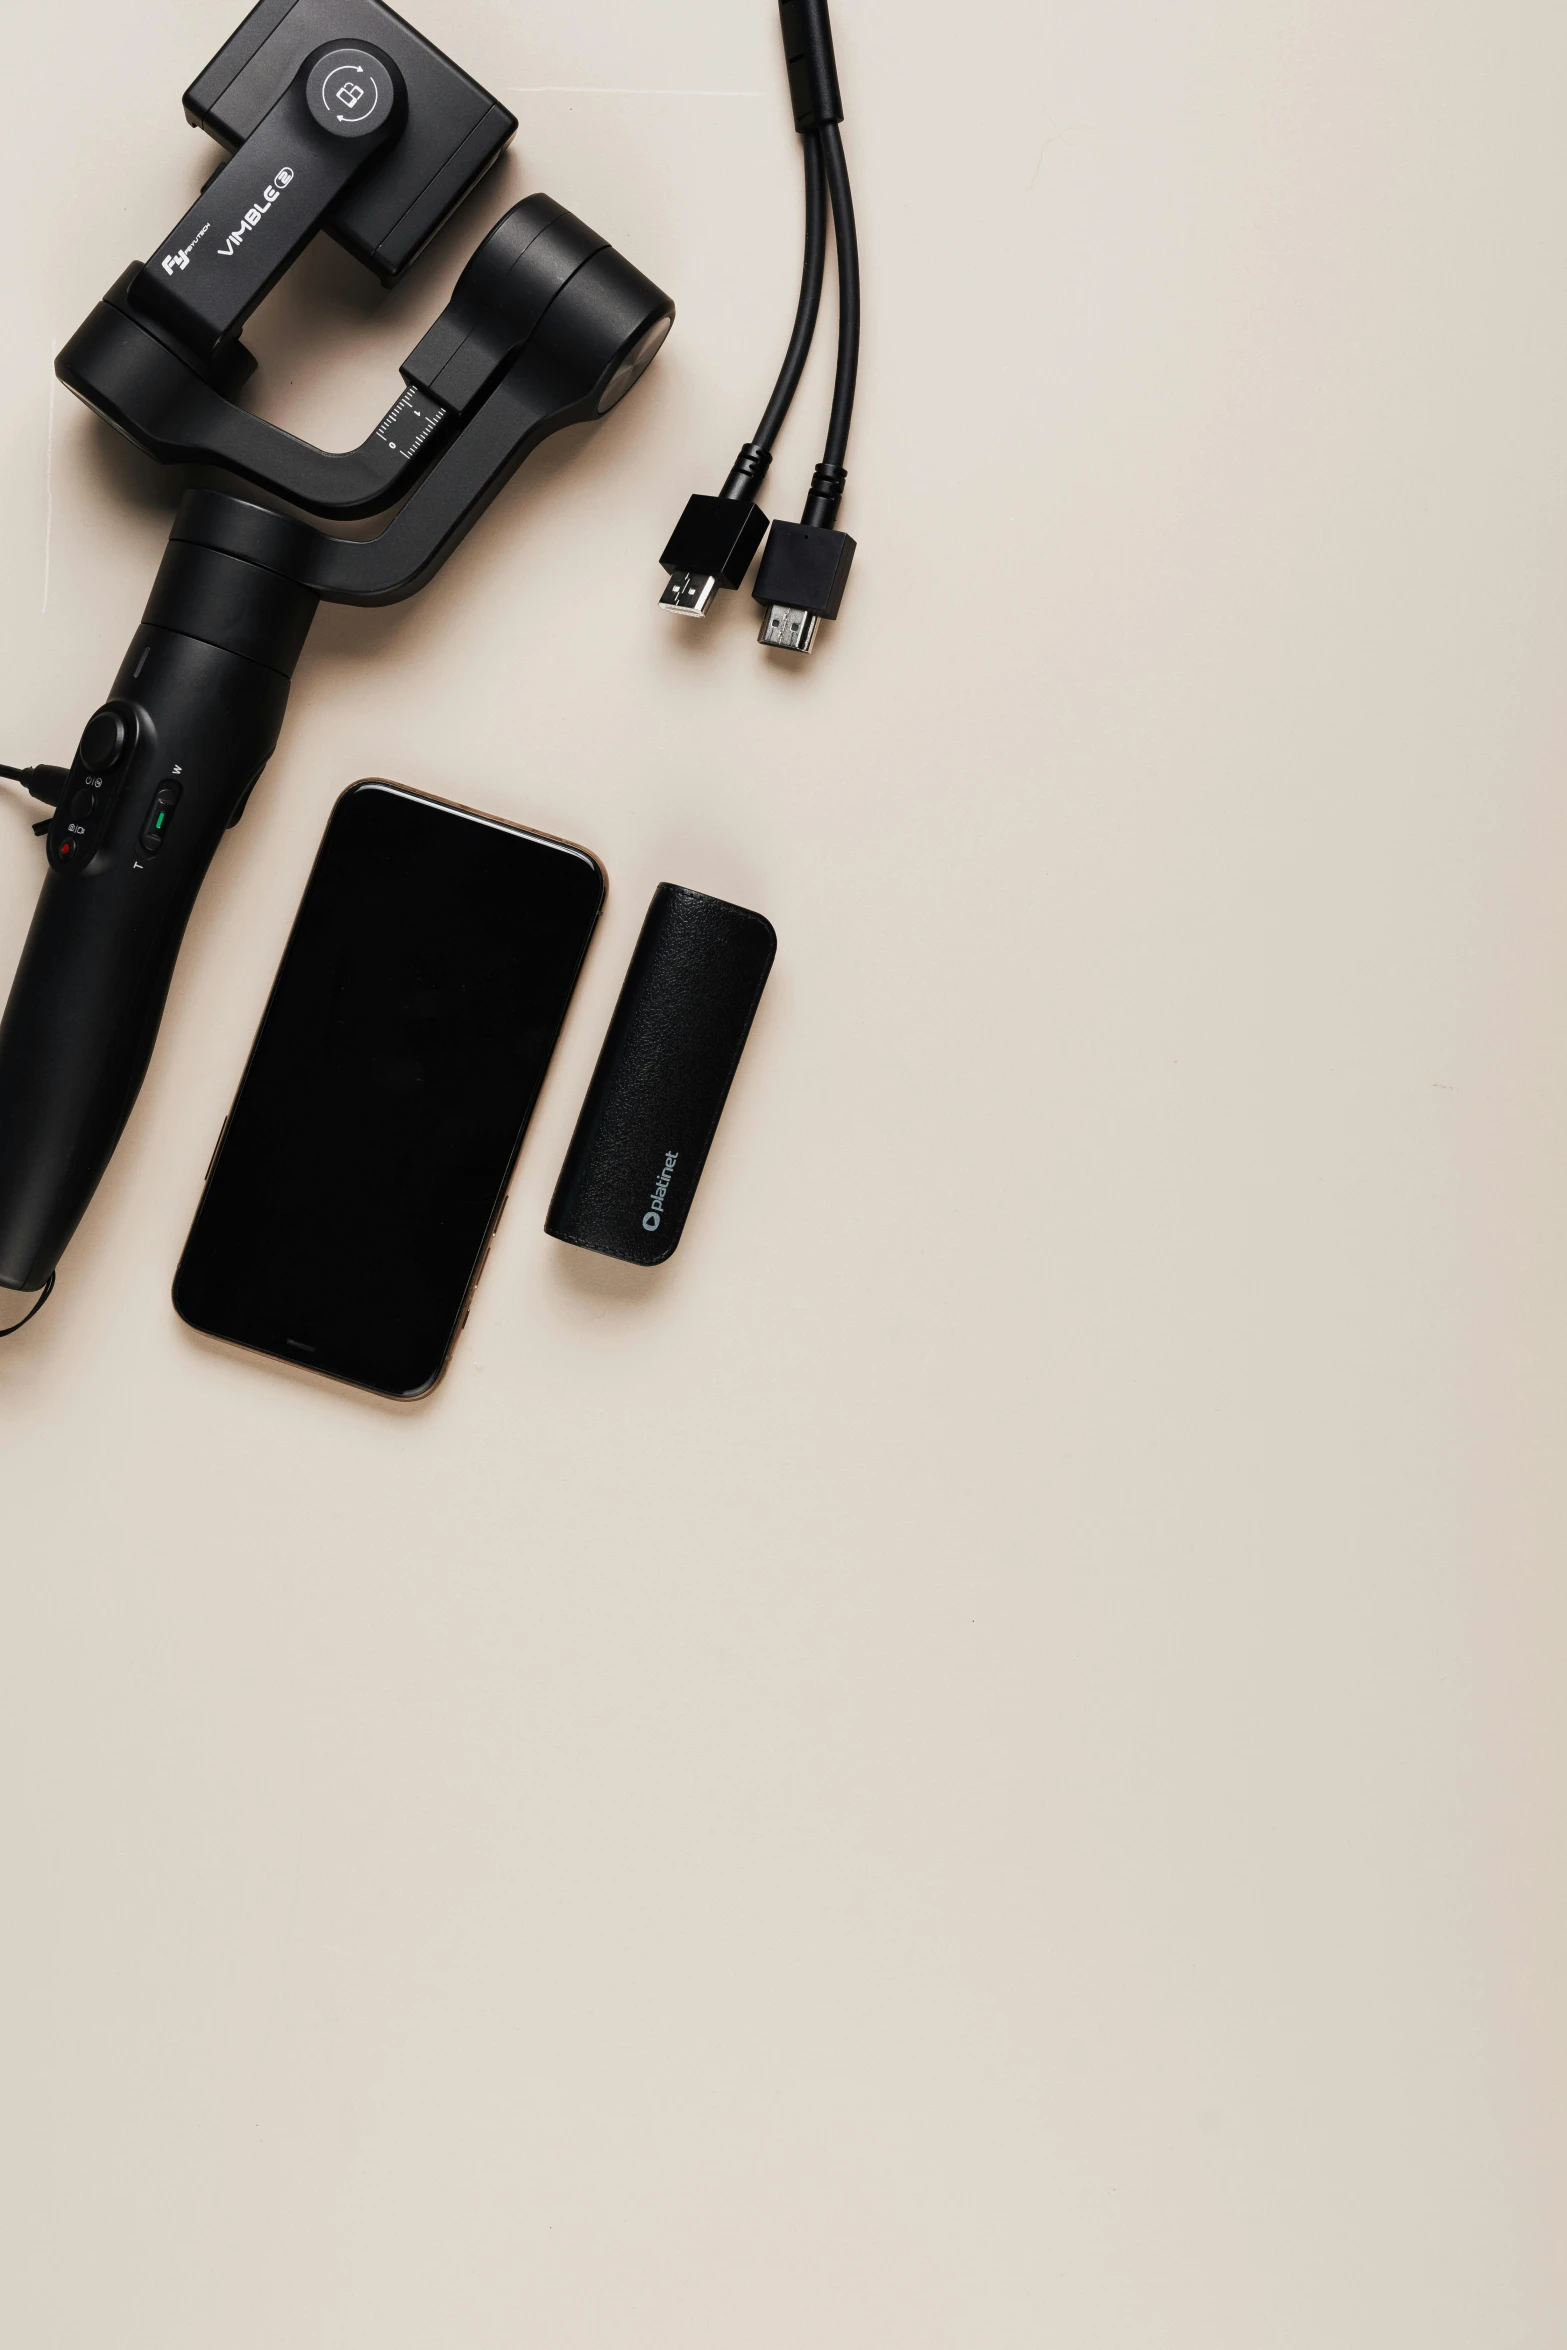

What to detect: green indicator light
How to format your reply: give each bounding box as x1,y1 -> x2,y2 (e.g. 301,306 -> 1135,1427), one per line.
155,811 -> 167,831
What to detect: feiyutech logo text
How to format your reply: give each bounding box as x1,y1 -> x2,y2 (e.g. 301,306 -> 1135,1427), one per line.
160,224 -> 211,276
642,1152 -> 679,1233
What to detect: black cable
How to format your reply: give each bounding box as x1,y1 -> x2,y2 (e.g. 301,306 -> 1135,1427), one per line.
656,0 -> 860,645
754,129 -> 829,455
819,122 -> 859,472
0,1271 -> 55,1337
2,761 -> 71,804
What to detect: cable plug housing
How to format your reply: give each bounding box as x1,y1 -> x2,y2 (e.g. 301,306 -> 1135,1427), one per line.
754,463 -> 855,653
658,444 -> 772,617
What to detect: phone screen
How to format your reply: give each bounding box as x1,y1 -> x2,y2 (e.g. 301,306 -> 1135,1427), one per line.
174,781 -> 604,1398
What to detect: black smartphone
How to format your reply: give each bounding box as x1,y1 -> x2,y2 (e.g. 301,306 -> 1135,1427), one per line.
174,780 -> 605,1398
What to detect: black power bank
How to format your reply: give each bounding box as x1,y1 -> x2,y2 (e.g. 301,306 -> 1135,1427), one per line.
546,885 -> 776,1266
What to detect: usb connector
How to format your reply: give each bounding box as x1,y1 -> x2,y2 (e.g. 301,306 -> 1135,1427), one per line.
656,446 -> 772,618
658,571 -> 719,619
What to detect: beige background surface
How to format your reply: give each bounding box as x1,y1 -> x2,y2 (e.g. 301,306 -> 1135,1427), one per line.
1,0 -> 1565,2343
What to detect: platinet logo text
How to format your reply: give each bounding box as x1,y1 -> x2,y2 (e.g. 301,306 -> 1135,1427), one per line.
642,1151 -> 679,1233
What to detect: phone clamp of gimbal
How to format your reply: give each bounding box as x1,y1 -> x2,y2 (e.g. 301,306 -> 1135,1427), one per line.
58,0 -> 532,517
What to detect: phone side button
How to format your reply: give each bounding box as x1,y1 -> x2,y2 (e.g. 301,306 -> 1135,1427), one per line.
458,1242 -> 495,1335
203,1117 -> 230,1183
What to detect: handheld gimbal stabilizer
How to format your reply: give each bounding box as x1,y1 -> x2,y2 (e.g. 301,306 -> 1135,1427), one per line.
0,3 -> 673,1298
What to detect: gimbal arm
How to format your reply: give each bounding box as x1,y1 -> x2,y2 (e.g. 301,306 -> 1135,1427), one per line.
163,239 -> 675,609
54,198 -> 637,527
56,286 -> 451,521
